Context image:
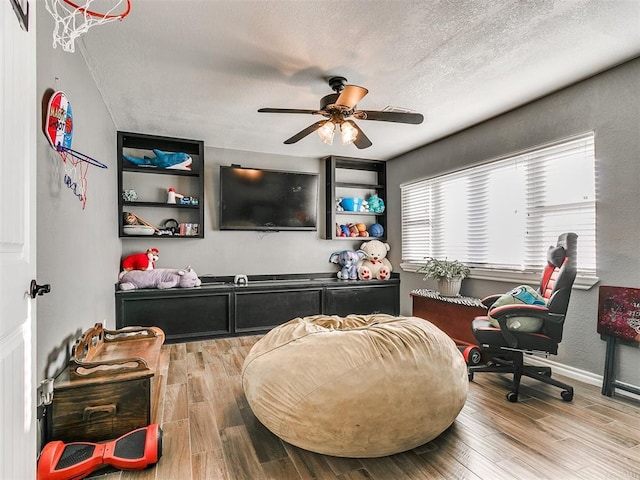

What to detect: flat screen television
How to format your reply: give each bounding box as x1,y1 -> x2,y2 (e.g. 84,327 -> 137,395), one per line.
219,165 -> 319,231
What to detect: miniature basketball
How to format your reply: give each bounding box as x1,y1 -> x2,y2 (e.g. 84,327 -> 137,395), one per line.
368,223 -> 384,237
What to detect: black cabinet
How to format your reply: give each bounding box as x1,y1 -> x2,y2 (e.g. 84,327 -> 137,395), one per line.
324,283 -> 400,317
115,289 -> 232,342
116,274 -> 399,343
325,156 -> 387,241
235,287 -> 323,333
117,131 -> 205,238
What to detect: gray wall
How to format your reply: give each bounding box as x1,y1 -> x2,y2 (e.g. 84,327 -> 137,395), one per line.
387,58 -> 640,385
36,6 -> 122,379
120,147 -> 342,276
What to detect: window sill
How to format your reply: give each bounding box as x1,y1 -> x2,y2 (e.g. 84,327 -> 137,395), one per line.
400,263 -> 599,291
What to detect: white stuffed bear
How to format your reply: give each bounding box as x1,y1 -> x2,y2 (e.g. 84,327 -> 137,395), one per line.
357,240 -> 393,280
119,267 -> 201,290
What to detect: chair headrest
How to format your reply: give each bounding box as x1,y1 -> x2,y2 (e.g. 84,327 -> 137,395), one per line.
547,246 -> 566,268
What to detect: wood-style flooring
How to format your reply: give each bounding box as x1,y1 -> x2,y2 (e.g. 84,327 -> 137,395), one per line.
95,335 -> 640,480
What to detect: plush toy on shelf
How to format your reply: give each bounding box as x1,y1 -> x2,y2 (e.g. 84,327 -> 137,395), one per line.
123,149 -> 192,170
357,240 -> 393,281
118,267 -> 201,290
330,250 -> 367,280
337,224 -> 350,237
121,248 -> 159,271
367,194 -> 385,214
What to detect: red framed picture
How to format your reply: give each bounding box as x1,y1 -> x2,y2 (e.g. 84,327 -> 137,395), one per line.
597,285 -> 640,343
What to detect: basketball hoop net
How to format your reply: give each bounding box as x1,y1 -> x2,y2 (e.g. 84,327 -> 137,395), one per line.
45,0 -> 131,53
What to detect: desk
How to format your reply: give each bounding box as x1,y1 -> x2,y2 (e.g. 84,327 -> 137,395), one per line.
410,289 -> 485,347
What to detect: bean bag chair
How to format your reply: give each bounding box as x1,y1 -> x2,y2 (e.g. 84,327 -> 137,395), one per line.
242,314 -> 468,457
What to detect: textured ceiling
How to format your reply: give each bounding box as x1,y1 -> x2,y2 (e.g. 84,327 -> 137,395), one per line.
72,0 -> 640,160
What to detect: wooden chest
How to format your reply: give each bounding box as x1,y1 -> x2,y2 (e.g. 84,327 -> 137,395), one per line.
46,323 -> 164,443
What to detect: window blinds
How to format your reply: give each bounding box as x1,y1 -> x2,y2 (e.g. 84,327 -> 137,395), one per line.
401,133 -> 596,275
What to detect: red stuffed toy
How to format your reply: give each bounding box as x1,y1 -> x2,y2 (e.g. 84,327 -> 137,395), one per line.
122,248 -> 159,271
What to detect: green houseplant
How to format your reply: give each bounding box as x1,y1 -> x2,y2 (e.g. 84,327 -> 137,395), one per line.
417,258 -> 470,297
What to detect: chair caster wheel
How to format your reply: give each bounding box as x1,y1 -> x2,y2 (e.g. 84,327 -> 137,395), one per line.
561,390 -> 573,402
506,392 -> 518,402
468,371 -> 474,382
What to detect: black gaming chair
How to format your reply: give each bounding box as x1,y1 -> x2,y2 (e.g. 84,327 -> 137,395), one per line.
468,232 -> 578,402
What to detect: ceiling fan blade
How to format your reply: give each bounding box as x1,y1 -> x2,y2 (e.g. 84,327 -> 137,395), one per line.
258,108 -> 320,115
354,110 -> 424,124
343,120 -> 372,149
335,85 -> 368,109
283,120 -> 327,144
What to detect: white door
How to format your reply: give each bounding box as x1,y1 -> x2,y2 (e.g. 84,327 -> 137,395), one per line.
0,2 -> 38,478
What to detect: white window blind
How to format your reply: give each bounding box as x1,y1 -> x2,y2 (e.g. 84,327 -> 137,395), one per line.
401,133 -> 596,276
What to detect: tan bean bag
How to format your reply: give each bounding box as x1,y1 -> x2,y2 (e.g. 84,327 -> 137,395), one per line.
241,314 -> 468,458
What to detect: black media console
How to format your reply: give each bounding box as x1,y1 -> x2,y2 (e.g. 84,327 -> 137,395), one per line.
115,273 -> 400,343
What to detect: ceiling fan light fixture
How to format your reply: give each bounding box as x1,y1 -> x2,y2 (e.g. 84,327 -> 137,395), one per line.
340,121 -> 358,145
318,120 -> 336,145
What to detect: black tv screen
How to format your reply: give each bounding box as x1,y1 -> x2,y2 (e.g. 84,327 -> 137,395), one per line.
219,165 -> 318,231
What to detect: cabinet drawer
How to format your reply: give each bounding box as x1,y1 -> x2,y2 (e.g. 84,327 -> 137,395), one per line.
48,377 -> 151,443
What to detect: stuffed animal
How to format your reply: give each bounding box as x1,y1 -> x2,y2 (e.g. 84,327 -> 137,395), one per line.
330,250 -> 366,280
348,224 -> 359,237
367,194 -> 385,214
121,248 -> 159,271
357,240 -> 393,281
123,149 -> 192,170
488,285 -> 547,332
338,224 -> 350,237
118,267 -> 201,290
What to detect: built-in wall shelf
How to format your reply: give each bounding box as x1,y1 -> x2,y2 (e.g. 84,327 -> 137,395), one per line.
325,156 -> 387,241
117,131 -> 205,239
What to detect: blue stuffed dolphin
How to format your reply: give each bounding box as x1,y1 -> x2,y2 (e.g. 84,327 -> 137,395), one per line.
123,149 -> 192,170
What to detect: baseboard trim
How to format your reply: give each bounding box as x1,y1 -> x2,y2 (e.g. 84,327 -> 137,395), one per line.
524,355 -> 640,401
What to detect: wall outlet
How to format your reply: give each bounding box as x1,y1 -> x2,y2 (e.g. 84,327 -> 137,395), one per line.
37,378 -> 54,406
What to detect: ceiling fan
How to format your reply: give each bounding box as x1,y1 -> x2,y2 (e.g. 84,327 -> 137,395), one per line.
258,76 -> 424,149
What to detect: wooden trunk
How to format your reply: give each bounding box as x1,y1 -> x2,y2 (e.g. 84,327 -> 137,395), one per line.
46,324 -> 164,443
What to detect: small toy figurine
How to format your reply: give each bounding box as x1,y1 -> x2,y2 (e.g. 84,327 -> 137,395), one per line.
167,187 -> 184,204
121,248 -> 159,271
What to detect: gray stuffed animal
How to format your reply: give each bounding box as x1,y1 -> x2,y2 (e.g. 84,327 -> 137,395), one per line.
119,267 -> 201,290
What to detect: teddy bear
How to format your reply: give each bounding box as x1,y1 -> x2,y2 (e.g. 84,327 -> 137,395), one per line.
330,250 -> 366,280
118,266 -> 201,290
121,248 -> 159,271
357,240 -> 393,280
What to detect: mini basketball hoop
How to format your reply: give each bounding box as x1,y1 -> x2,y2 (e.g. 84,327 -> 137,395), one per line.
45,0 -> 131,53
44,90 -> 108,209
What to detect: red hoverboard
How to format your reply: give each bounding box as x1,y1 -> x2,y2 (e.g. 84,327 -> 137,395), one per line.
38,424 -> 162,480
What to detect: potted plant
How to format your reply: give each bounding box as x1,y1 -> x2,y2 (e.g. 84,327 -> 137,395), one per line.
417,258 -> 470,297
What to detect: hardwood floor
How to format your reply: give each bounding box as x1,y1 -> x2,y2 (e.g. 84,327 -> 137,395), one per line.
95,335 -> 640,480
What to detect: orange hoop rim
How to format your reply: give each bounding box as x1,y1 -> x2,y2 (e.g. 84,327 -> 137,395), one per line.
62,0 -> 131,19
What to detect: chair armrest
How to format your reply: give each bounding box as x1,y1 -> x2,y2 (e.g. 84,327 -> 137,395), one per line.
488,303 -> 550,320
480,294 -> 502,309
